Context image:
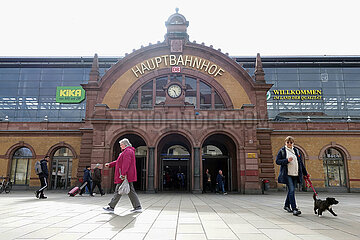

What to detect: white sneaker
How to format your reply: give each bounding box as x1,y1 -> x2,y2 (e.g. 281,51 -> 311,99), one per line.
130,207 -> 143,213
103,206 -> 114,212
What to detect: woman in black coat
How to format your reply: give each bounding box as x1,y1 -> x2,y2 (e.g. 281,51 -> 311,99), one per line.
276,136 -> 309,216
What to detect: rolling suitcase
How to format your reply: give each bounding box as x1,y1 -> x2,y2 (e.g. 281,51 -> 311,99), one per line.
68,182 -> 87,197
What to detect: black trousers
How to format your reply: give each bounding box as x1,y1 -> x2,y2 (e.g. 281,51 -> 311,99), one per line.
204,181 -> 212,192
92,181 -> 104,195
37,176 -> 48,197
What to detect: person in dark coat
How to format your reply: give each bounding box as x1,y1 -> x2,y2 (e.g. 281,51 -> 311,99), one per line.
216,170 -> 227,195
92,163 -> 104,196
80,166 -> 93,196
35,155 -> 50,199
103,138 -> 142,212
276,136 -> 309,216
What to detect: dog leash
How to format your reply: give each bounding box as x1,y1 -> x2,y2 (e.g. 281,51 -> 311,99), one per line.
304,176 -> 318,197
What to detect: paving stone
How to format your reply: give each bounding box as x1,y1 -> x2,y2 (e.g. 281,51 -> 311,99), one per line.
0,191 -> 358,240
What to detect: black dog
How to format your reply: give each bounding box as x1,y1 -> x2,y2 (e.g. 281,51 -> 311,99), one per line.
313,193 -> 339,217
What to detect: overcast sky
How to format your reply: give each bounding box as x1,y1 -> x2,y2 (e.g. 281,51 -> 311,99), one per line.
1,0 -> 359,57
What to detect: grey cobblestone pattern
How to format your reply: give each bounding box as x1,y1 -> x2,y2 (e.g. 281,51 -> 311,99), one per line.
0,192 -> 359,240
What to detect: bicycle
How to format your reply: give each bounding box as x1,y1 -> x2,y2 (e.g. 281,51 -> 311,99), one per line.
0,176 -> 12,194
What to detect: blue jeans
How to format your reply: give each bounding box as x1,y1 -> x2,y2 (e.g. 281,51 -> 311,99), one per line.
285,176 -> 298,210
217,183 -> 225,193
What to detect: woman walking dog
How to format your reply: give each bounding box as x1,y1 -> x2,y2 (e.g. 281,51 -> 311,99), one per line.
276,136 -> 309,216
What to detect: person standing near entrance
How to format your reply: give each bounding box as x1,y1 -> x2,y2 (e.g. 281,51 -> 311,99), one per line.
92,163 -> 105,196
203,169 -> 212,193
276,136 -> 309,216
103,138 -> 142,212
35,155 -> 49,199
216,170 -> 227,195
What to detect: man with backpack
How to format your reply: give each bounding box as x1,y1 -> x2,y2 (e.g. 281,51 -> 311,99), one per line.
35,155 -> 50,199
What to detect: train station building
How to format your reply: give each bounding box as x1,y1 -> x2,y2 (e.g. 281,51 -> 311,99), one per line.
1,11 -> 360,193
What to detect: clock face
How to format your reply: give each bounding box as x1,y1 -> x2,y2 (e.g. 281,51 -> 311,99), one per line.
167,84 -> 182,98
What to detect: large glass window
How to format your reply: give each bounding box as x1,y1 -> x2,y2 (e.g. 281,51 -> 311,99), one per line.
185,76 -> 197,106
0,66 -> 89,121
323,148 -> 346,187
141,80 -> 153,108
265,64 -> 360,119
156,76 -> 167,105
127,74 -> 225,110
128,91 -> 139,109
10,147 -> 33,185
199,81 -> 211,109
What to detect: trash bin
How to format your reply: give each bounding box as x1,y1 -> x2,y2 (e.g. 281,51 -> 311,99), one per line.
262,179 -> 270,194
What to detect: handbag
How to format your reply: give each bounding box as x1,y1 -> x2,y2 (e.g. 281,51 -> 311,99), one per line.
118,169 -> 130,195
118,178 -> 130,195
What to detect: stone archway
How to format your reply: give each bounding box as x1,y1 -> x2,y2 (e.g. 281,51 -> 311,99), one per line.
202,133 -> 238,192
157,133 -> 193,192
112,134 -> 147,191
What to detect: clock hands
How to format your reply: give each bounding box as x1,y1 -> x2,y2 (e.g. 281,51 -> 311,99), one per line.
168,84 -> 181,98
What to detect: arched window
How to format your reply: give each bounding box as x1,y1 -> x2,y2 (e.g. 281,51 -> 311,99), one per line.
202,145 -> 223,156
164,145 -> 190,156
323,148 -> 346,187
51,147 -> 73,189
10,147 -> 32,185
128,74 -> 225,109
135,146 -> 148,156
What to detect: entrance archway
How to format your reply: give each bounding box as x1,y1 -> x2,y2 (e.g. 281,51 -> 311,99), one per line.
51,147 -> 73,190
113,134 -> 147,191
157,134 -> 192,192
10,147 -> 33,186
323,147 -> 347,189
202,134 -> 237,192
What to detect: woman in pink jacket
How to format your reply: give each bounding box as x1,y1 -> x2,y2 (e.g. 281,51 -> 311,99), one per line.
103,138 -> 142,212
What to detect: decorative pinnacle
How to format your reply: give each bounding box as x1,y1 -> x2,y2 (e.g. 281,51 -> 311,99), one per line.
175,7 -> 179,13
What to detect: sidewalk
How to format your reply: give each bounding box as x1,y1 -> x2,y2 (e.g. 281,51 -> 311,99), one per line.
0,191 -> 359,240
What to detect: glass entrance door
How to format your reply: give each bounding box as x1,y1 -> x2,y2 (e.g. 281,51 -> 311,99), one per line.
11,158 -> 31,185
51,157 -> 72,189
323,148 -> 346,188
161,156 -> 189,191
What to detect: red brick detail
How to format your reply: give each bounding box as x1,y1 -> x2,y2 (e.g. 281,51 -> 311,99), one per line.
240,170 -> 258,176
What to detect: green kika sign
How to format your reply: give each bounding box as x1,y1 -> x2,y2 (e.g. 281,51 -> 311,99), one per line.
56,86 -> 85,103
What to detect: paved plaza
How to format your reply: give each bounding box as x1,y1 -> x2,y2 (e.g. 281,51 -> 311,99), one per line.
0,191 -> 359,240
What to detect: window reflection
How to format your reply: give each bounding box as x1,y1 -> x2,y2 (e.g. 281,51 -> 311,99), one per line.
323,148 -> 346,187
127,74 -> 225,110
266,66 -> 360,119
11,147 -> 33,185
0,66 -> 88,121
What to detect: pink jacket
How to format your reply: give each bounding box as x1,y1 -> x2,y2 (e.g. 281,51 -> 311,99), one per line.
108,146 -> 137,184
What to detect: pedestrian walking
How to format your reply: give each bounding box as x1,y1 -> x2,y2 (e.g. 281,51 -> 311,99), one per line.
276,136 -> 309,216
80,166 -> 94,196
103,138 -> 142,212
35,155 -> 49,199
216,170 -> 227,195
92,163 -> 105,196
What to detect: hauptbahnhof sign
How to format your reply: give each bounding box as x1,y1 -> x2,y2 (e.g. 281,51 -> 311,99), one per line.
131,55 -> 225,78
